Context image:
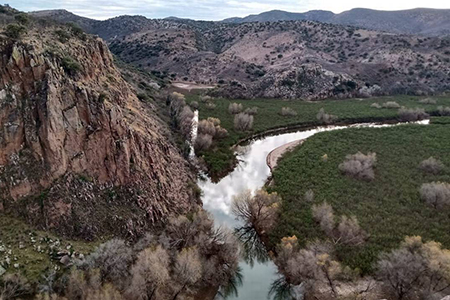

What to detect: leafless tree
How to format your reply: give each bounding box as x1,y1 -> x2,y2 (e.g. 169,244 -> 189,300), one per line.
419,157 -> 445,175
234,113 -> 254,131
197,119 -> 216,136
172,248 -> 203,300
371,103 -> 382,109
418,98 -> 437,104
127,246 -> 170,300
0,274 -> 30,300
339,152 -> 377,180
398,107 -> 429,122
377,236 -> 450,299
244,107 -> 258,115
317,108 -> 338,124
312,202 -> 335,237
228,103 -> 243,114
382,101 -> 400,109
194,134 -> 213,152
281,107 -> 297,116
438,106 -> 450,116
79,239 -> 133,289
337,216 -> 367,246
420,182 -> 450,209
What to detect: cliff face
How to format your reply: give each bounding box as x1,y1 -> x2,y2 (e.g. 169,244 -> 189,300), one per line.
0,25 -> 197,239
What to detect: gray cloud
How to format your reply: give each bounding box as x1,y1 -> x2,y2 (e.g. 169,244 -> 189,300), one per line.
10,0 -> 450,20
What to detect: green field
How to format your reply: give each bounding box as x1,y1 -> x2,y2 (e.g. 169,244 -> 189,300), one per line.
186,95 -> 450,178
0,215 -> 101,282
267,123 -> 450,274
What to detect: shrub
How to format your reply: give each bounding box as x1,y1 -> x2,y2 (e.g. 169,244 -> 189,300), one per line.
14,13 -> 29,26
419,157 -> 445,174
280,107 -> 297,116
339,152 -> 377,180
172,248 -> 202,298
194,134 -> 213,152
189,101 -> 199,109
304,189 -> 314,202
377,236 -> 450,300
382,101 -> 400,109
398,107 -> 429,122
234,113 -> 253,132
228,103 -> 243,114
317,108 -> 337,124
244,107 -> 258,115
4,24 -> 26,39
420,182 -> 450,209
418,98 -> 436,104
61,56 -> 81,75
197,119 -> 216,136
438,106 -> 450,116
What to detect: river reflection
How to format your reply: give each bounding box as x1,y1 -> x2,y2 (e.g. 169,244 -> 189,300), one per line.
198,120 -> 429,300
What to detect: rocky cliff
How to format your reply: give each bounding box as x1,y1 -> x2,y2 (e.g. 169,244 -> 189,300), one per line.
0,23 -> 197,239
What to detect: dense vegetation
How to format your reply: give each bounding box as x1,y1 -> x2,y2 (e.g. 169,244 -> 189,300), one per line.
188,95 -> 450,179
268,123 -> 450,274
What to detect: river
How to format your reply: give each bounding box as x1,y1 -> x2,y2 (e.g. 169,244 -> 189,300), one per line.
195,117 -> 429,299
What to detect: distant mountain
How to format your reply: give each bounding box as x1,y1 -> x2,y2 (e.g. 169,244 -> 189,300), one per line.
223,8 -> 450,36
223,9 -> 334,24
31,9 -> 99,32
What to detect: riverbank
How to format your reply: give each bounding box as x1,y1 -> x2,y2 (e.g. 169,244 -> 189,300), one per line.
267,122 -> 450,274
187,95 -> 450,180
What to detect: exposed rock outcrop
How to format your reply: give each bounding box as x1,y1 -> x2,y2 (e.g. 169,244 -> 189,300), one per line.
0,25 -> 197,239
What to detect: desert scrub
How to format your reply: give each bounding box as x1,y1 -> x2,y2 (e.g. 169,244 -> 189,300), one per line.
268,124 -> 450,274
186,95 -> 450,179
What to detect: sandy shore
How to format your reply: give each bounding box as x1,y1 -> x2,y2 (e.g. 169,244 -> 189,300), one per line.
266,139 -> 305,171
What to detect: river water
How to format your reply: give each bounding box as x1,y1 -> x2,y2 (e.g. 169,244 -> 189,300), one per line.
196,118 -> 429,300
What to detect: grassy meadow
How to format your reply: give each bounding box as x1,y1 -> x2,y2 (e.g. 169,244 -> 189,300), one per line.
186,94 -> 450,178
267,123 -> 450,274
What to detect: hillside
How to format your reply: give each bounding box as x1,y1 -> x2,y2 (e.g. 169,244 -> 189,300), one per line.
0,16 -> 197,240
223,8 -> 450,37
30,10 -> 450,100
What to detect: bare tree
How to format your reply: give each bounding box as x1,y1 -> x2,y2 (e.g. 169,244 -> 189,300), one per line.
371,103 -> 382,109
194,134 -> 213,152
304,189 -> 314,202
197,119 -> 216,136
377,236 -> 450,300
0,274 -> 30,300
438,106 -> 450,116
419,157 -> 445,174
312,202 -> 335,237
418,98 -> 437,104
281,107 -> 297,116
420,182 -> 450,209
382,101 -> 400,109
228,103 -> 243,114
317,108 -> 338,124
244,107 -> 258,115
172,248 -> 203,300
398,107 -> 429,122
234,113 -> 254,132
337,216 -> 367,246
339,152 -> 377,180
232,190 -> 281,234
79,239 -> 133,289
127,246 -> 170,300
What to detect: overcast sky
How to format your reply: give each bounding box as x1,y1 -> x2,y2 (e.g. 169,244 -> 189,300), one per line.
9,0 -> 450,21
